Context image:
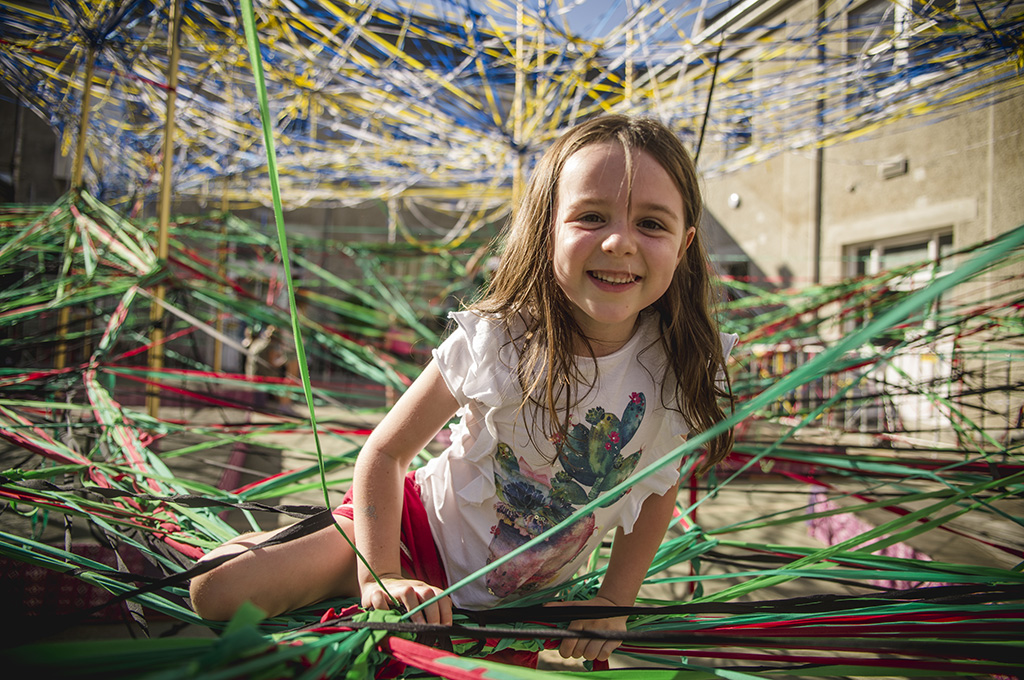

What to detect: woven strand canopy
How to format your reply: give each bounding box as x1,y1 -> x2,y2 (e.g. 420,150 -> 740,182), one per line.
1,0 -> 1023,677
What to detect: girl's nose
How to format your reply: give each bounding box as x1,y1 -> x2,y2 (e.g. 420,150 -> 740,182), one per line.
602,220 -> 637,256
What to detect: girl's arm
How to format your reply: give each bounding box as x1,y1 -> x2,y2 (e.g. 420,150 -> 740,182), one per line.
352,360 -> 459,624
188,361 -> 457,623
554,475 -> 681,662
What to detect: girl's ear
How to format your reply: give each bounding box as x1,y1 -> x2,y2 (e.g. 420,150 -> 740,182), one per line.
677,226 -> 696,263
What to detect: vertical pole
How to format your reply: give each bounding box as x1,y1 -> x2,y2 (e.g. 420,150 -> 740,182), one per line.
812,0 -> 826,286
214,80 -> 239,377
56,45 -> 97,371
213,188 -> 228,375
625,28 -> 634,106
147,0 -> 184,418
70,47 -> 97,191
533,0 -> 544,129
1005,352 -> 1012,446
625,0 -> 634,107
512,0 -> 525,203
11,102 -> 23,201
75,46 -> 97,366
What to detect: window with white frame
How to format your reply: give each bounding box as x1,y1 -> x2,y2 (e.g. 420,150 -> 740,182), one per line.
845,230 -> 953,332
843,229 -> 960,437
849,230 -> 953,279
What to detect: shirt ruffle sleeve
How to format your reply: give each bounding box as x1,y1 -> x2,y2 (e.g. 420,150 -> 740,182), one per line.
616,330 -> 740,535
720,331 -> 739,363
428,311 -> 521,505
432,311 -> 518,409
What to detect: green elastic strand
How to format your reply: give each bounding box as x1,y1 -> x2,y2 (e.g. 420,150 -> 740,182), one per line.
237,0 -> 400,610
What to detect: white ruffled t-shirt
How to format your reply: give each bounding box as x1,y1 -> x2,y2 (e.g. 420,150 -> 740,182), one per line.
415,310 -> 737,609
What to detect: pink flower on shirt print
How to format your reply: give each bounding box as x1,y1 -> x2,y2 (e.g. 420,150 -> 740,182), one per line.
517,456 -> 551,486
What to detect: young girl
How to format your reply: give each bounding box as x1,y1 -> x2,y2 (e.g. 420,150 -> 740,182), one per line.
189,115 -> 737,664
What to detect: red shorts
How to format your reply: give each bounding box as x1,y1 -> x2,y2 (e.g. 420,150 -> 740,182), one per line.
332,471 -> 448,589
330,472 -> 541,670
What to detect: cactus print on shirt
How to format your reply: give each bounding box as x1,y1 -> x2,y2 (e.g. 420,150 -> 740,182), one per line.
486,393 -> 646,598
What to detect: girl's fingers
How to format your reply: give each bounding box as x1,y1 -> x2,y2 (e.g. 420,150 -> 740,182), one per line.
560,636 -> 618,662
426,590 -> 453,625
592,639 -> 619,662
369,588 -> 393,611
371,581 -> 452,625
412,589 -> 453,625
559,623 -> 586,659
409,594 -> 438,624
403,587 -> 435,623
403,595 -> 425,622
559,618 -> 623,661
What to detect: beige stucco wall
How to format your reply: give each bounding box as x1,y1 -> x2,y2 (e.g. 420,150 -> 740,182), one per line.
704,88 -> 1023,288
821,93 -> 1024,283
704,151 -> 819,287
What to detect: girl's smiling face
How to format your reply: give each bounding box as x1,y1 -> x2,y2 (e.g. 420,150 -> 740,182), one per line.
552,141 -> 695,355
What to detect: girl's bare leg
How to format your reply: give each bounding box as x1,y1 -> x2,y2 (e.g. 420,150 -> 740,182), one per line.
189,514 -> 360,621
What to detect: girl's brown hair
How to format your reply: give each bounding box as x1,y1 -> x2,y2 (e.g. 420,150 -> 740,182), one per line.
470,115 -> 733,471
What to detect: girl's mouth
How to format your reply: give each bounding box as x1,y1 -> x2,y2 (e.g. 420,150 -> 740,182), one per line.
589,270 -> 639,285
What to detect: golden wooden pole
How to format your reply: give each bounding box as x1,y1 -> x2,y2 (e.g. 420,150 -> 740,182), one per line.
70,47 -> 96,190
147,0 -> 184,418
56,45 -> 97,371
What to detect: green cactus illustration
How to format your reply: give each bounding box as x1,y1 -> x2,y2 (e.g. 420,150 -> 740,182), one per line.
619,392 -> 645,444
493,443 -> 573,528
551,470 -> 588,504
558,421 -> 597,485
486,393 -> 648,599
554,392 -> 646,501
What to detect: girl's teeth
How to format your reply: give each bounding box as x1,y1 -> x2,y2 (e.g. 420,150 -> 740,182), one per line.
593,272 -> 635,284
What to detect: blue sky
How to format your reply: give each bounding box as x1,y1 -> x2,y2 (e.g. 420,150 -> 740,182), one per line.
381,0 -> 741,40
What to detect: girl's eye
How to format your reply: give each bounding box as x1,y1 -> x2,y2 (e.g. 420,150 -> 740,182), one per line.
579,213 -> 603,224
639,219 -> 665,231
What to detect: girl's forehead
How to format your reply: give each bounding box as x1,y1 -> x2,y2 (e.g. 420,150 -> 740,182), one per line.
568,139 -> 626,162
562,140 -> 670,177
559,141 -> 678,197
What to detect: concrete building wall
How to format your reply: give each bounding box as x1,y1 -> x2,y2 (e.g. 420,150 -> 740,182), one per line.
701,0 -> 823,288
705,152 -> 818,287
702,0 -> 1024,291
821,94 -> 1024,284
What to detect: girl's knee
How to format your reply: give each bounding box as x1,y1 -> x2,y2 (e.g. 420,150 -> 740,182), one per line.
188,524 -> 358,621
189,566 -> 242,621
189,544 -> 258,621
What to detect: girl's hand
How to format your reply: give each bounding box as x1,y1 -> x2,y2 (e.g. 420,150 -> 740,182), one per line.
361,575 -> 453,625
546,596 -> 628,662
